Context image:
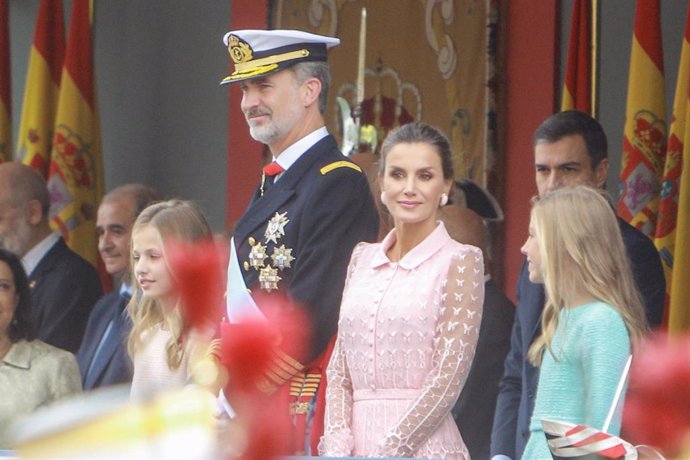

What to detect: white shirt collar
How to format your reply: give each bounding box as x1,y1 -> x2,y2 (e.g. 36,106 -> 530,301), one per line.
273,126 -> 328,181
22,231 -> 61,275
119,282 -> 133,297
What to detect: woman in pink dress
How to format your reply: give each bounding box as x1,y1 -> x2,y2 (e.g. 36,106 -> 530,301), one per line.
319,122 -> 485,459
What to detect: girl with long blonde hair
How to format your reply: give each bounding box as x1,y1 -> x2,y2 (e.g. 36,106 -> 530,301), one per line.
521,186 -> 648,459
127,199 -> 220,398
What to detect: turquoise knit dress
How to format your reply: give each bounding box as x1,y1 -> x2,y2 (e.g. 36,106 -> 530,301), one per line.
522,301 -> 631,460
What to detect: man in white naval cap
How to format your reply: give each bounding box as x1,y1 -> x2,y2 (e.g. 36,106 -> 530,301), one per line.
219,29 -> 379,455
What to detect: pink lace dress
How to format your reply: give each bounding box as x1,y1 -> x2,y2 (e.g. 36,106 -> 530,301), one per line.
319,223 -> 484,459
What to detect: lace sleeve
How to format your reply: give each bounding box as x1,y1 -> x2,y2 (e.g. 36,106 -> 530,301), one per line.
373,245 -> 485,458
318,243 -> 367,457
318,336 -> 354,456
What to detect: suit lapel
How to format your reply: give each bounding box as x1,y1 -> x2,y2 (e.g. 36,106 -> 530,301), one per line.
28,238 -> 66,283
27,238 -> 66,324
235,187 -> 295,241
83,294 -> 128,388
234,136 -> 332,241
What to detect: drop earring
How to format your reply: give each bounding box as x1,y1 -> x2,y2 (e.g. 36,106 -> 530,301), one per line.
440,193 -> 449,207
380,191 -> 387,207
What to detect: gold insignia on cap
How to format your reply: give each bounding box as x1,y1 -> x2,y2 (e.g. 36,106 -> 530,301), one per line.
228,34 -> 253,64
271,245 -> 295,270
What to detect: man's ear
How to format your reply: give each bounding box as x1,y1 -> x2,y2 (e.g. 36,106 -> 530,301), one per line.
595,158 -> 609,188
25,199 -> 44,226
302,77 -> 322,108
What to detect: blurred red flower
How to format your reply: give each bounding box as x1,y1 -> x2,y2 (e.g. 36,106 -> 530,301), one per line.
624,333 -> 690,456
219,293 -> 311,460
165,239 -> 227,332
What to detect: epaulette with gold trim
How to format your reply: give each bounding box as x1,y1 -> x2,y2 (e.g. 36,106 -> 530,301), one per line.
320,160 -> 362,175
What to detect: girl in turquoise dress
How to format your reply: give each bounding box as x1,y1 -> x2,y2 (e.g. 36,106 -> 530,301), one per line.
521,186 -> 648,459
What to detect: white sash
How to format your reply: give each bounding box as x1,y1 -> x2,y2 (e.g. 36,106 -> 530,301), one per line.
226,237 -> 265,323
218,237 -> 268,417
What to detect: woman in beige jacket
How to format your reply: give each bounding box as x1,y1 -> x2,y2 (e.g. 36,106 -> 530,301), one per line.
0,249 -> 81,448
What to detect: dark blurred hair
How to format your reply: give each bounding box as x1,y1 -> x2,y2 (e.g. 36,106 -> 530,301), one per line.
534,110 -> 608,169
379,122 -> 455,181
0,249 -> 34,342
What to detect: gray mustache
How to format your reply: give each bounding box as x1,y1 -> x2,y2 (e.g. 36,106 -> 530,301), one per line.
245,109 -> 271,118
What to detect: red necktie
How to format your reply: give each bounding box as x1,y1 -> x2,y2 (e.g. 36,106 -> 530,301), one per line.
263,162 -> 284,176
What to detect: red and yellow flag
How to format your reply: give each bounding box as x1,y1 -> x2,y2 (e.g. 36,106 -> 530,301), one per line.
561,0 -> 592,115
47,0 -> 103,268
16,0 -> 65,178
617,0 -> 667,238
0,0 -> 11,163
662,4 -> 690,333
655,4 -> 690,329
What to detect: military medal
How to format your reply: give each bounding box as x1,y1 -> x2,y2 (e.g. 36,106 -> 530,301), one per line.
247,238 -> 268,269
243,211 -> 295,292
259,266 -> 282,292
265,211 -> 289,244
271,244 -> 295,270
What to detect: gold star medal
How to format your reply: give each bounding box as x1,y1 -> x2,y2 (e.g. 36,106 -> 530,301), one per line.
271,244 -> 295,270
265,211 -> 289,244
248,239 -> 268,270
259,266 -> 282,292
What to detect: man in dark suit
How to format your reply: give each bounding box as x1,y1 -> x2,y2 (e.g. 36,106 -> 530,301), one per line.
77,184 -> 162,390
443,205 -> 515,460
490,111 -> 666,460
0,162 -> 102,353
219,29 -> 379,454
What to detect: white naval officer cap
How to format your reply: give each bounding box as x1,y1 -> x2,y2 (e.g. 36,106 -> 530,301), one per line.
220,29 -> 340,85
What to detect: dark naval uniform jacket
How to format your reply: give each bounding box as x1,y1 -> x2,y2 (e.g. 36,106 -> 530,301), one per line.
77,289 -> 133,390
29,237 -> 103,353
491,216 -> 665,459
232,134 -> 379,367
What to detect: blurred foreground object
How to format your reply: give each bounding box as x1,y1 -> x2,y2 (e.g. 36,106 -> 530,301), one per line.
166,239 -> 227,332
624,333 -> 690,458
219,295 -> 310,460
8,385 -> 217,459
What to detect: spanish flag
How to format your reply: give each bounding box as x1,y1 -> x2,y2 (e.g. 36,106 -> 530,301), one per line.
0,0 -> 11,163
617,0 -> 667,238
16,0 -> 65,178
664,5 -> 690,333
655,4 -> 690,330
47,0 -> 103,268
561,0 -> 592,115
